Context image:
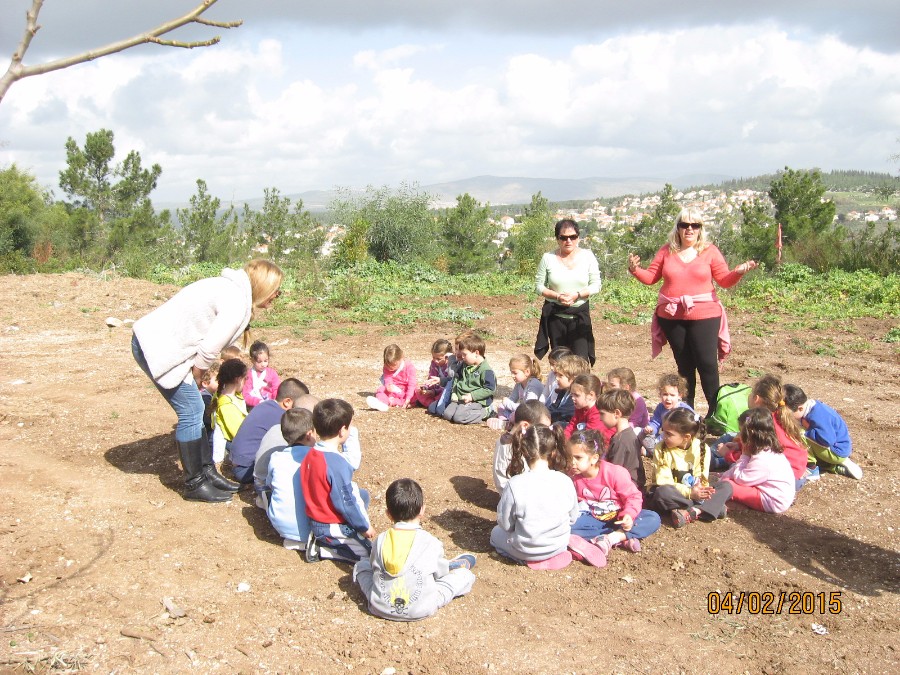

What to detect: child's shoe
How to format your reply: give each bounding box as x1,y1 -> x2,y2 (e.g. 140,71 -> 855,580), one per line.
526,551 -> 573,570
614,537 -> 642,553
304,531 -> 321,563
568,534 -> 608,568
487,417 -> 507,431
449,553 -> 477,570
283,537 -> 305,551
671,508 -> 699,529
803,465 -> 821,482
366,396 -> 390,412
830,459 -> 863,480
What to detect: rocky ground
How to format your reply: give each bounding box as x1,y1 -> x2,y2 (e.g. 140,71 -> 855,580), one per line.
1,272 -> 898,674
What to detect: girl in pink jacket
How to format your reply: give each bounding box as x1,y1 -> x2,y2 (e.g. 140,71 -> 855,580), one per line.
719,407 -> 796,513
367,344 -> 418,411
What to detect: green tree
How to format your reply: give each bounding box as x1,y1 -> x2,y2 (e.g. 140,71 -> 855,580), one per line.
768,167 -> 836,243
441,193 -> 496,274
328,183 -> 437,264
623,184 -> 681,260
721,198 -> 777,268
178,179 -> 238,263
0,164 -> 42,255
331,216 -> 370,269
510,191 -> 553,276
242,188 -> 323,265
58,129 -> 163,252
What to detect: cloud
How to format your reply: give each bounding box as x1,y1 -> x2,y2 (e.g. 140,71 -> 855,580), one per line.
2,21 -> 898,203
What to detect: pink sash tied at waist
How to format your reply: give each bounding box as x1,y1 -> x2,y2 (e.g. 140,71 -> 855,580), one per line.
651,292 -> 732,362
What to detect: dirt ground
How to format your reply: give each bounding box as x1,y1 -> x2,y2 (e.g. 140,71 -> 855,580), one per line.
0,272 -> 898,674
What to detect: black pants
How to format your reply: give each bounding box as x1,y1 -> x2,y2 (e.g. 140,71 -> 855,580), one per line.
534,301 -> 596,366
646,481 -> 733,520
656,315 -> 720,410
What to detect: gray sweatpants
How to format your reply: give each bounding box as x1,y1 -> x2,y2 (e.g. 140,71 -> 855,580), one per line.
442,401 -> 486,424
354,562 -> 475,621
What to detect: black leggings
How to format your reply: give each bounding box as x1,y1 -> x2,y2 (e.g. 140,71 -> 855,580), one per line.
656,315 -> 720,410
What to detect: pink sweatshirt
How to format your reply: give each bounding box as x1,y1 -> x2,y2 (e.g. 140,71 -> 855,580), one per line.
721,449 -> 796,513
376,360 -> 418,406
571,460 -> 643,522
631,245 -> 744,321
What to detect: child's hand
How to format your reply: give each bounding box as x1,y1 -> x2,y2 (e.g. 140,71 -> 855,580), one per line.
643,424 -> 653,435
386,384 -> 402,394
363,527 -> 376,540
425,376 -> 439,386
618,514 -> 634,532
462,393 -> 473,404
691,485 -> 715,501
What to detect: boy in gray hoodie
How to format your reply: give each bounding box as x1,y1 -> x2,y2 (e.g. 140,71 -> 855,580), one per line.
354,479 -> 476,621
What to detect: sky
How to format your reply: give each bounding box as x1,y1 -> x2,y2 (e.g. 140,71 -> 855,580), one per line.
1,0 -> 899,204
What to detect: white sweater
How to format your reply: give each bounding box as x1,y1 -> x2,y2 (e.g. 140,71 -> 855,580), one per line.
133,268 -> 252,389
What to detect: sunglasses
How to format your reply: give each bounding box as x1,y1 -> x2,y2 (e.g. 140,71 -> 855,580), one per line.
557,234 -> 579,241
677,222 -> 702,230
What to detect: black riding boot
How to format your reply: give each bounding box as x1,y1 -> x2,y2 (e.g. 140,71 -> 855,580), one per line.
178,438 -> 232,502
199,433 -> 241,492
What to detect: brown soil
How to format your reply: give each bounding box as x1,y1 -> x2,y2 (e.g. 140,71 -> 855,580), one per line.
1,272 -> 898,674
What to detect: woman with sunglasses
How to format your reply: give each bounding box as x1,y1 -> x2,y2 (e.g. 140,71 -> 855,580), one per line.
534,219 -> 602,366
131,259 -> 284,503
628,208 -> 756,411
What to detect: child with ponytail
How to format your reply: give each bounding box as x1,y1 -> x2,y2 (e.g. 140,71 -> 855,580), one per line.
490,425 -> 585,570
719,407 -> 796,513
744,374 -> 810,489
646,408 -> 732,528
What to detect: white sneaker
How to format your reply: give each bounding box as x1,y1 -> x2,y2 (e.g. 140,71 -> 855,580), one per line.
283,537 -> 305,551
834,458 -> 863,480
366,396 -> 389,412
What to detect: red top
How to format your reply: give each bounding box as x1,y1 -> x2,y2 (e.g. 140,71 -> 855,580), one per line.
631,245 -> 743,320
565,406 -> 614,446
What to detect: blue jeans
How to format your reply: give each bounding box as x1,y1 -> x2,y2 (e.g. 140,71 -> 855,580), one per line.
132,334 -> 204,443
570,509 -> 662,541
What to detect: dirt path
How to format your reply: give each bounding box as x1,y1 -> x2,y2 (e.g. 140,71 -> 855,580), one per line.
1,272 -> 898,673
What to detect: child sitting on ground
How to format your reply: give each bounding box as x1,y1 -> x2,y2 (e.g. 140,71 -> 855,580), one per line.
301,399 -> 375,562
784,384 -> 862,480
606,367 -> 650,430
597,388 -> 646,490
210,358 -> 249,466
540,347 -> 573,404
718,407 -> 796,513
491,425 -> 606,570
441,333 -> 497,424
201,360 -> 221,446
490,354 -> 544,430
564,374 -> 607,441
266,408 -> 318,550
367,344 -> 418,411
354,478 -> 476,621
493,400 -> 552,493
641,373 -> 695,455
645,408 -> 732,528
413,339 -> 454,408
567,429 -> 661,557
546,354 -> 590,426
243,340 -> 282,409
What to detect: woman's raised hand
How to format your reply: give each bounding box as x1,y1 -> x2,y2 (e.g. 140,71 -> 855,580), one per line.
735,260 -> 758,275
627,253 -> 641,272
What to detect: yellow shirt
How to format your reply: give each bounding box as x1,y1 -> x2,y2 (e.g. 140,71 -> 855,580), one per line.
653,438 -> 710,498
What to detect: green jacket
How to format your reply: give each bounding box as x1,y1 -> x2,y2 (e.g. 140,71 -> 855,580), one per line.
451,359 -> 496,407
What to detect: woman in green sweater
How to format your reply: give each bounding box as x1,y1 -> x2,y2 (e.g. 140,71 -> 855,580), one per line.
534,219 -> 602,366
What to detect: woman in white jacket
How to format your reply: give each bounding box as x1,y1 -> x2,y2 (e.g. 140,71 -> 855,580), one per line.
131,260 -> 283,502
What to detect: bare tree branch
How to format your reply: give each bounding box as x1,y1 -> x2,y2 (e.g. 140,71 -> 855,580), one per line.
0,0 -> 242,105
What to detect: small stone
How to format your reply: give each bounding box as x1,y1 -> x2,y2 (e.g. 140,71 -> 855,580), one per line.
105,317 -> 123,328
380,668 -> 396,675
236,582 -> 251,593
203,615 -> 215,624
262,639 -> 273,648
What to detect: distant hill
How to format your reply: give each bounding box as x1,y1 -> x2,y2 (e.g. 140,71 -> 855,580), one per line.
157,170 -> 896,216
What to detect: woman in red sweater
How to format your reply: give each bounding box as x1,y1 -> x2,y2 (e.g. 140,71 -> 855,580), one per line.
628,208 -> 757,410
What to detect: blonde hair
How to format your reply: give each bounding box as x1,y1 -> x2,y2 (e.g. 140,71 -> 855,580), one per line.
751,373 -> 805,445
241,259 -> 283,348
554,354 -> 591,380
667,207 -> 711,253
509,353 -> 542,381
245,259 -> 283,313
383,344 -> 403,365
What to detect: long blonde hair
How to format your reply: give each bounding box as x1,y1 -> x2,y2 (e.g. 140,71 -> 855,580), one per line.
242,259 -> 283,346
667,207 -> 711,253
